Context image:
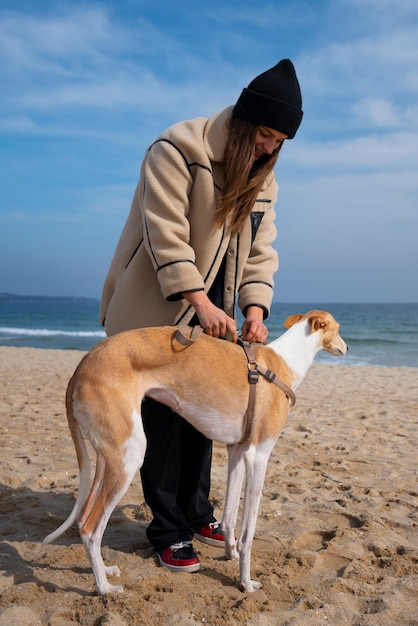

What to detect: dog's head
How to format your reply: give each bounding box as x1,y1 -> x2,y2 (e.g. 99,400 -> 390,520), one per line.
284,310 -> 348,356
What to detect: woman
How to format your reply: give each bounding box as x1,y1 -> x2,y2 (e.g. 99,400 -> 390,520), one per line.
100,59 -> 303,573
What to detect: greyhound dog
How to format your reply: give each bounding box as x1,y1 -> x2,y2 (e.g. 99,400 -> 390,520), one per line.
42,310 -> 347,594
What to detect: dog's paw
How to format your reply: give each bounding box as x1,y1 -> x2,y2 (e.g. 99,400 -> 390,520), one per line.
239,579 -> 262,593
97,582 -> 124,595
224,545 -> 239,560
105,565 -> 121,577
231,549 -> 239,561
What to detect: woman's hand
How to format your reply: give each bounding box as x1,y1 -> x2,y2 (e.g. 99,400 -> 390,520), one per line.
182,291 -> 238,342
241,306 -> 268,343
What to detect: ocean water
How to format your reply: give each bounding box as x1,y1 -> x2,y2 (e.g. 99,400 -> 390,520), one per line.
267,302 -> 418,368
0,297 -> 105,352
0,297 -> 417,368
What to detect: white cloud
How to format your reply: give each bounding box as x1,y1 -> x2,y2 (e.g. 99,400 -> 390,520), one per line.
0,116 -> 39,133
283,131 -> 418,177
353,98 -> 404,129
0,6 -> 126,67
298,13 -> 418,140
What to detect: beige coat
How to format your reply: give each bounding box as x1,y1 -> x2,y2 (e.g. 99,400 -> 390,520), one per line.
100,106 -> 279,336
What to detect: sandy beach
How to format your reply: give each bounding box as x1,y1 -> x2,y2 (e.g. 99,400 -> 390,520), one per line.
1,345 -> 417,625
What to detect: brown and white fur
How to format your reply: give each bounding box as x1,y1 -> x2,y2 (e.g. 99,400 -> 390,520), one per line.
42,310 -> 347,595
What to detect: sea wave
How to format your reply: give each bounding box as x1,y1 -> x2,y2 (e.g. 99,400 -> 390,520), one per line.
0,327 -> 106,338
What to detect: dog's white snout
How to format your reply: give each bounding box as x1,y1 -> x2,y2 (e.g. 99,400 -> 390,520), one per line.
337,338 -> 348,355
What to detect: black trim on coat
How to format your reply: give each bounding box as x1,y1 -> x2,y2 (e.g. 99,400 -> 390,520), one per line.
143,139 -> 223,271
150,139 -> 222,191
239,279 -> 274,290
157,259 -> 195,271
125,239 -> 143,269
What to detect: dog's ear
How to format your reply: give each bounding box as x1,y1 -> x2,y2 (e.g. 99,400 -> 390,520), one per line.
309,314 -> 327,333
284,314 -> 304,329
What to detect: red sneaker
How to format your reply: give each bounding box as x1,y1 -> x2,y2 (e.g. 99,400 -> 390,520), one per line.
157,541 -> 200,572
194,522 -> 225,547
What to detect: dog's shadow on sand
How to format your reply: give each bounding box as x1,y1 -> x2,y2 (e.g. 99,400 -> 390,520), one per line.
1,483 -> 242,596
0,482 -> 151,595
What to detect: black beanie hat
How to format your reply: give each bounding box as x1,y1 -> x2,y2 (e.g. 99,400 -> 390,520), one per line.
233,59 -> 303,139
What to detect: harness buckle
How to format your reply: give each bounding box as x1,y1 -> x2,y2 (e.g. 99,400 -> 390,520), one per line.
265,369 -> 276,383
248,368 -> 259,384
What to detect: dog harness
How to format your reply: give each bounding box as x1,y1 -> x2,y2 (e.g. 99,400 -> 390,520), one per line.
237,338 -> 296,443
175,326 -> 296,444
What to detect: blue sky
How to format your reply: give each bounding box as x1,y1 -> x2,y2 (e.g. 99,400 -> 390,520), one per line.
1,0 -> 417,303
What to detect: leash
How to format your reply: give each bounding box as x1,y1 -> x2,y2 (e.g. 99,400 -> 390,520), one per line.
174,326 -> 296,444
238,339 -> 296,444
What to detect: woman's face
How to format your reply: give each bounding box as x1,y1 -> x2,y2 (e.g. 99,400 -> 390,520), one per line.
254,126 -> 288,160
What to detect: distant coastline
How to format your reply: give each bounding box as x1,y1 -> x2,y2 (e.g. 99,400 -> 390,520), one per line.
1,293 -> 416,305
0,292 -> 99,303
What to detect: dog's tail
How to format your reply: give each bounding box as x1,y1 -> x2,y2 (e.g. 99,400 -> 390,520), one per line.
42,376 -> 91,547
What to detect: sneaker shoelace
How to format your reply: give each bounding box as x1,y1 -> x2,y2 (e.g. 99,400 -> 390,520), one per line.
169,540 -> 193,551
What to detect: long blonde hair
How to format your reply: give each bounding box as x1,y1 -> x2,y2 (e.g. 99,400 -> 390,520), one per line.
214,117 -> 283,233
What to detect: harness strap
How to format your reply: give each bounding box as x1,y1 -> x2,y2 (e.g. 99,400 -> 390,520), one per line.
239,340 -> 296,444
175,325 -> 204,346
255,362 -> 296,407
174,327 -> 296,445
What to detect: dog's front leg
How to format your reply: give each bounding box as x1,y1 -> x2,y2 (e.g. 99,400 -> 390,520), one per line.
222,443 -> 247,560
238,439 -> 275,592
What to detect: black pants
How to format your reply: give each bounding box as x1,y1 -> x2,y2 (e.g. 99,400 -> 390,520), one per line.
140,397 -> 216,552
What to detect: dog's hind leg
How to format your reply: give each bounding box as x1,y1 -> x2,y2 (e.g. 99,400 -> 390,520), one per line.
222,443 -> 247,561
77,452 -> 106,529
79,410 -> 147,595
